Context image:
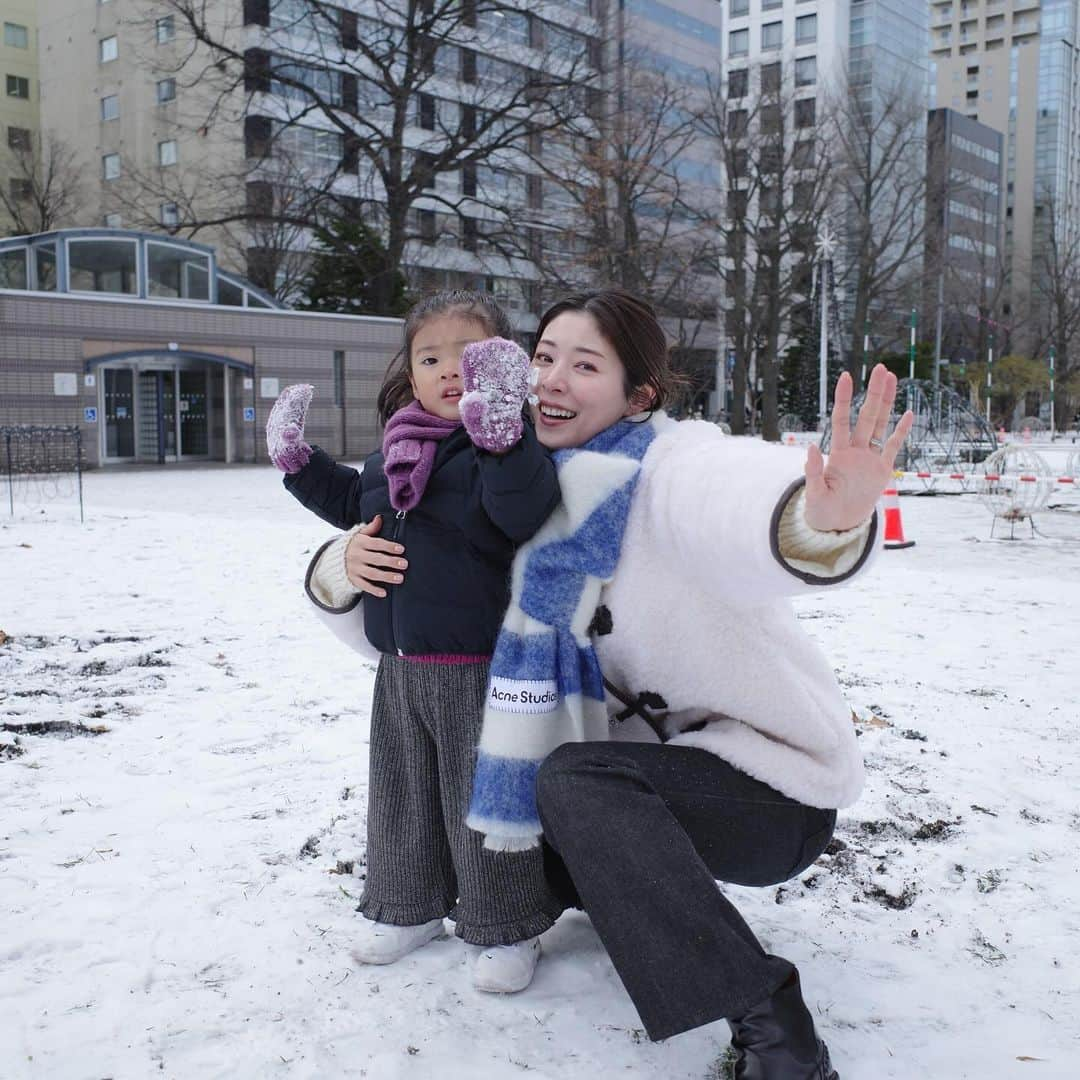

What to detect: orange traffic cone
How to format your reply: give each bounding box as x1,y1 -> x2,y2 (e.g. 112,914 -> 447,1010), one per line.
882,487 -> 915,549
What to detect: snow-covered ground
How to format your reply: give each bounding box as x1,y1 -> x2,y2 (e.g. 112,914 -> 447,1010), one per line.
2,460 -> 1078,1080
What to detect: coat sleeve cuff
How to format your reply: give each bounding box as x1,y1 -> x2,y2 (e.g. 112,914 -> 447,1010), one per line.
771,479 -> 878,585
306,530 -> 363,612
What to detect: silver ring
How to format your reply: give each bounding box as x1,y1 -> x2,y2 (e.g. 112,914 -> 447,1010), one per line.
869,436 -> 885,451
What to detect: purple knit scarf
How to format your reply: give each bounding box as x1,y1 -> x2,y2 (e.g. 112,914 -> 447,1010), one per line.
382,400 -> 461,512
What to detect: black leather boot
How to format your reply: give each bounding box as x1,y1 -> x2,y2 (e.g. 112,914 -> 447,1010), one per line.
726,968 -> 839,1080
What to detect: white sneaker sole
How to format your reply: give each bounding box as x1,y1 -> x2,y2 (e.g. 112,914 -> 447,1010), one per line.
350,918 -> 444,966
472,940 -> 541,994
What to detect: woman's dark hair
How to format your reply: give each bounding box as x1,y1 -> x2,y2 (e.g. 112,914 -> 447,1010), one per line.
376,290 -> 513,425
533,288 -> 684,412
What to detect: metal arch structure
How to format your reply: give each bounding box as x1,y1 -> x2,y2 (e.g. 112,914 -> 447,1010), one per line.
820,378 -> 999,472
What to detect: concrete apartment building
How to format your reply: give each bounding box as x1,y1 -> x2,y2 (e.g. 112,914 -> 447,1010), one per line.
29,2 -> 729,341
929,0 -> 1080,350
0,0 -> 39,233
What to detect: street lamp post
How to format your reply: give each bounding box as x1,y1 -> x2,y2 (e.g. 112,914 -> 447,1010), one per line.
861,320 -> 869,389
815,223 -> 836,430
986,330 -> 994,424
1049,344 -> 1056,440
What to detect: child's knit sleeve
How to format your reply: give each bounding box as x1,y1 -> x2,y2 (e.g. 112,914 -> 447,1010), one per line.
283,447 -> 365,529
475,422 -> 560,543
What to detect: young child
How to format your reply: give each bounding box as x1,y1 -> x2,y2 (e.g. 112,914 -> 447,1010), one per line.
266,291 -> 563,993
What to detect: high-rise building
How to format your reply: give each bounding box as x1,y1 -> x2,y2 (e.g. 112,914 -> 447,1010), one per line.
929,0 -> 1080,349
925,107 -> 1005,368
0,1 -> 39,234
719,0 -> 930,393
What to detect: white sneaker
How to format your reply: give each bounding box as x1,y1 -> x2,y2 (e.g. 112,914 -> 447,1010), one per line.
472,937 -> 542,994
350,917 -> 444,965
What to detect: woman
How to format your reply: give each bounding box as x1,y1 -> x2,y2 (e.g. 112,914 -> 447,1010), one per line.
303,289 -> 912,1079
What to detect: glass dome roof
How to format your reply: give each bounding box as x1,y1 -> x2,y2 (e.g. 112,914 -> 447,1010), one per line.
0,228 -> 284,309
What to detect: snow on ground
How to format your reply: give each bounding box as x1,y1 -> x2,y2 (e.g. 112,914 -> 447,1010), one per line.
2,459 -> 1078,1080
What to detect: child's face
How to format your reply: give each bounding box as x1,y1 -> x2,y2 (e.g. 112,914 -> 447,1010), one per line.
409,313 -> 486,421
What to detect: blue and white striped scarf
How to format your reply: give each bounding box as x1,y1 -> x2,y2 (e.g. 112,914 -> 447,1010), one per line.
466,414 -> 661,851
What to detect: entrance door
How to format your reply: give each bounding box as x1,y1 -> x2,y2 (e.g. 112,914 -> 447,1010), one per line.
178,369 -> 209,457
103,369 -> 135,458
137,370 -> 177,462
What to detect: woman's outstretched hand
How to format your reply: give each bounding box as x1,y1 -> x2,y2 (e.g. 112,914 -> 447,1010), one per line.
344,516 -> 407,599
803,364 -> 915,532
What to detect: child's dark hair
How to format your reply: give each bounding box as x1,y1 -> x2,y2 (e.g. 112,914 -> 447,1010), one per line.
376,290 -> 513,425
534,288 -> 685,412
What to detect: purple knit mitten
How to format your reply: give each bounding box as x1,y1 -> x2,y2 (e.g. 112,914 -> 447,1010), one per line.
266,384 -> 314,474
459,338 -> 531,453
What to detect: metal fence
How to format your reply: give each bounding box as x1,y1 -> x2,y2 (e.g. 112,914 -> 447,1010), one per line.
1,425 -> 85,523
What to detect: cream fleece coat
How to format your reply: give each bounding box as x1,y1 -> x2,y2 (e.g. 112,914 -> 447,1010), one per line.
306,415 -> 879,810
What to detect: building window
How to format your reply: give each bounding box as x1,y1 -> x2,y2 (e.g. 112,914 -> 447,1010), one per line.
156,78 -> 176,103
9,177 -> 32,201
147,241 -> 210,300
729,28 -> 749,58
796,14 -> 818,45
69,237 -> 138,294
104,212 -> 122,227
156,16 -> 175,44
793,139 -> 815,170
6,126 -> 31,151
729,0 -> 749,16
333,350 -> 345,407
160,202 -> 179,226
762,22 -> 782,51
158,139 -> 178,166
761,62 -> 782,94
100,35 -> 118,63
418,208 -> 436,243
103,152 -> 120,180
101,94 -> 119,121
4,22 -> 29,49
728,69 -> 748,99
795,56 -> 817,87
794,97 -> 816,128
417,92 -> 436,130
6,74 -> 30,99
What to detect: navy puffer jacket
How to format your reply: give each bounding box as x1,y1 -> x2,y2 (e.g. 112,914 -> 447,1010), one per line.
284,422 -> 558,657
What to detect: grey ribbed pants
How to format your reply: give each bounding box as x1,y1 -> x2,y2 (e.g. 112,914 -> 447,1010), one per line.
358,654 -> 564,945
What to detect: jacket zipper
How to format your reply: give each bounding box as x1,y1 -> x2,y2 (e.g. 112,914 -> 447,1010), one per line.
390,509 -> 407,655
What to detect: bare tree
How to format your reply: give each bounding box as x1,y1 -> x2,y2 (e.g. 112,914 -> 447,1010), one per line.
524,60 -> 718,396
1031,194 -> 1080,431
828,70 -> 927,376
700,63 -> 834,438
0,131 -> 85,236
129,0 -> 596,309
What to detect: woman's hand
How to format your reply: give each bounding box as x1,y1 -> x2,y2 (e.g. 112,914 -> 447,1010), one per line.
803,364 -> 915,532
345,516 -> 408,599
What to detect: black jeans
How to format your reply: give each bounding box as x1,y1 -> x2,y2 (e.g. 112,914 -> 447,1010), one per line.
536,741 -> 836,1042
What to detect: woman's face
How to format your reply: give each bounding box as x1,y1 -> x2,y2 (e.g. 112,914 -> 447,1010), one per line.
531,311 -> 646,449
